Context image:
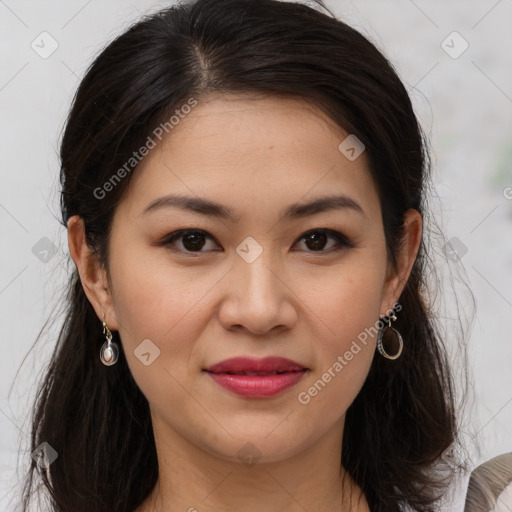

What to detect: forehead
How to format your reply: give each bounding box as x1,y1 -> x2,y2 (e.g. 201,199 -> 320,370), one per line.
117,94 -> 381,224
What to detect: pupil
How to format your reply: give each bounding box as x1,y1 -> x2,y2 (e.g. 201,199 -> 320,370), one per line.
306,232 -> 326,251
183,233 -> 205,251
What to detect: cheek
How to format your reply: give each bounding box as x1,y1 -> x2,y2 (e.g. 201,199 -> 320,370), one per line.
294,255 -> 384,412
109,251 -> 211,404
108,244 -> 232,389
108,247 -> 190,354
299,255 -> 385,349
110,241 -> 210,334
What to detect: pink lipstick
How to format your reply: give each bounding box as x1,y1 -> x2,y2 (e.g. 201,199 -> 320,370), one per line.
203,356 -> 308,398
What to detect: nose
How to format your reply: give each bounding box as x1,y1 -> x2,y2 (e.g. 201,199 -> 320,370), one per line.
218,249 -> 298,336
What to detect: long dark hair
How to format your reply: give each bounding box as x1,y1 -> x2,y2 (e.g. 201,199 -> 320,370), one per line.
17,0 -> 475,510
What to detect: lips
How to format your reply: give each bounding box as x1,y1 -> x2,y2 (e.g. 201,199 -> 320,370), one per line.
203,356 -> 307,375
203,357 -> 309,398
203,357 -> 308,398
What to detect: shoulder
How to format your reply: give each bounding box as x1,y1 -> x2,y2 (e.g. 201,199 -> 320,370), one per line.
464,452 -> 512,512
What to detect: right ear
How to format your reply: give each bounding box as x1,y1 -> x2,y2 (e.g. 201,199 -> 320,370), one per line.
67,215 -> 119,330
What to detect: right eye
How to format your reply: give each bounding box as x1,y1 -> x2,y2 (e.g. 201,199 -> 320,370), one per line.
160,229 -> 222,254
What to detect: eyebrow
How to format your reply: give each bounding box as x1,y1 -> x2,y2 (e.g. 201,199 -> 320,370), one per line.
139,193 -> 366,221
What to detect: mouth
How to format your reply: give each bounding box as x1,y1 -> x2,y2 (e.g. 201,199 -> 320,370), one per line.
202,357 -> 308,397
202,356 -> 308,398
203,356 -> 308,374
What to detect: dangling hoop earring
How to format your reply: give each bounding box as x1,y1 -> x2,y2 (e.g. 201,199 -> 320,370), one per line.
100,313 -> 119,366
377,312 -> 403,360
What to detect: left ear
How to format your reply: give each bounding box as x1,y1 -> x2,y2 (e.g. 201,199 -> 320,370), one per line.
380,208 -> 423,316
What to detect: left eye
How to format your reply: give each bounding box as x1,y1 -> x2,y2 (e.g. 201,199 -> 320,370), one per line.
159,228 -> 353,254
294,229 -> 353,252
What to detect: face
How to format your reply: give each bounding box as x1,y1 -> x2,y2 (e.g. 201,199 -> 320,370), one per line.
92,94 -> 412,464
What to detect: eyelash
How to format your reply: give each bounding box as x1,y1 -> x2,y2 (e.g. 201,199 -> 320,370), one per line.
158,228 -> 355,255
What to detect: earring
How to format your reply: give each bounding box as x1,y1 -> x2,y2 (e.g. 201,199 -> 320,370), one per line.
100,314 -> 119,366
377,312 -> 403,360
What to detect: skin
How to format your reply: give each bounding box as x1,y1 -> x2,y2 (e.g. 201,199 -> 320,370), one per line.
68,94 -> 422,512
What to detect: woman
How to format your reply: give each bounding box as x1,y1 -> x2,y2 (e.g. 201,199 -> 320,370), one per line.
20,0 -> 472,510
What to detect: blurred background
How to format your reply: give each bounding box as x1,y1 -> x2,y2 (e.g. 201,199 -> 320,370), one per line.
1,1 -> 511,510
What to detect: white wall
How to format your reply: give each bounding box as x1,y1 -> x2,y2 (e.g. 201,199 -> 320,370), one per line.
1,1 -> 511,510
